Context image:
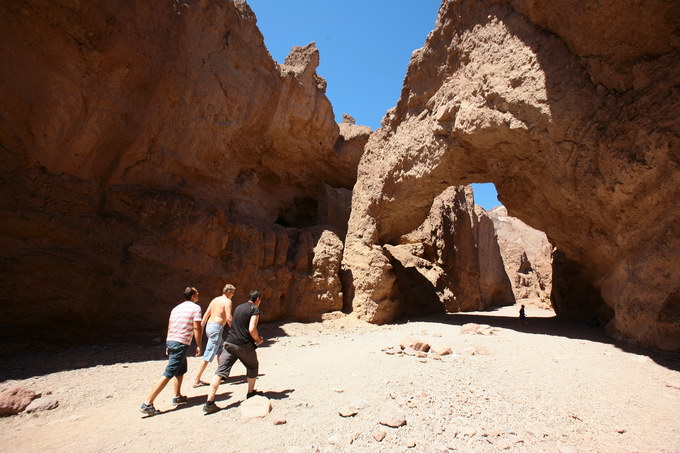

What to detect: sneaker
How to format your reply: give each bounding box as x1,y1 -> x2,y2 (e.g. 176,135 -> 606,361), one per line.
172,395 -> 188,405
140,403 -> 160,416
203,401 -> 219,414
246,390 -> 264,399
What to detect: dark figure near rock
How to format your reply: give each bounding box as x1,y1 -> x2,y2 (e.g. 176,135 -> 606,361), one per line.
519,305 -> 527,326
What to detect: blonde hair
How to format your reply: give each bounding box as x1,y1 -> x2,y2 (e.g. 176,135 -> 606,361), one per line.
223,284 -> 236,294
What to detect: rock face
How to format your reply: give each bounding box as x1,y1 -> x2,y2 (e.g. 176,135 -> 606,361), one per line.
0,1 -> 367,340
345,184 -> 513,323
342,0 -> 680,349
488,206 -> 552,309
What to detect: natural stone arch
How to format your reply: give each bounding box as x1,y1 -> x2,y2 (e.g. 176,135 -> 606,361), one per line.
341,0 -> 680,349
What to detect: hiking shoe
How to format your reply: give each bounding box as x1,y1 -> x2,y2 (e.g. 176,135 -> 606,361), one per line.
172,395 -> 188,405
246,390 -> 264,399
140,403 -> 160,416
203,401 -> 219,414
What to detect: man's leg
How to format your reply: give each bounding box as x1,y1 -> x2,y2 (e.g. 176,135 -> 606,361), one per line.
205,343 -> 237,406
173,375 -> 183,397
206,373 -> 223,403
145,376 -> 170,405
194,360 -> 209,385
247,377 -> 257,394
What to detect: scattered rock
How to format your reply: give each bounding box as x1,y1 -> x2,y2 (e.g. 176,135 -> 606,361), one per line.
273,418 -> 287,425
333,388 -> 344,393
338,405 -> 358,417
240,395 -> 271,419
378,402 -> 407,427
399,336 -> 430,352
373,430 -> 386,441
402,348 -> 416,356
431,345 -> 453,356
415,351 -> 428,358
24,398 -> 59,414
461,323 -> 480,334
405,439 -> 416,448
0,387 -> 39,416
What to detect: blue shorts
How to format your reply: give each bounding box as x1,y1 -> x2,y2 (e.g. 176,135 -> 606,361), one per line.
202,322 -> 224,362
163,341 -> 189,379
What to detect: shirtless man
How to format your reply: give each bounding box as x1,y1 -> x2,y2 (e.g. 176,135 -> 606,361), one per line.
193,284 -> 235,387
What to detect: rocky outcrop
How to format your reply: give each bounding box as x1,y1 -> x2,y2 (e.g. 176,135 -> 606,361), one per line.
0,0 -> 366,340
488,206 -> 552,309
341,0 -> 680,349
352,186 -> 513,322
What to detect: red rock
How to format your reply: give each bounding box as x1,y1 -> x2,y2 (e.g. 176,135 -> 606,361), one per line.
373,430 -> 386,441
0,387 -> 39,416
24,398 -> 59,414
378,402 -> 407,428
399,336 -> 430,352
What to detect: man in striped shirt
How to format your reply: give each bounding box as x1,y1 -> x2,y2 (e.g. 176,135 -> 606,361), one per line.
140,287 -> 203,416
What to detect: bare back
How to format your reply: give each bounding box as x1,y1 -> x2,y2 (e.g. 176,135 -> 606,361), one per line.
206,295 -> 233,326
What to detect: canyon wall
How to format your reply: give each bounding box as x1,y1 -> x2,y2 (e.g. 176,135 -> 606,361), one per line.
341,0 -> 680,349
0,0 -> 368,340
488,206 -> 551,309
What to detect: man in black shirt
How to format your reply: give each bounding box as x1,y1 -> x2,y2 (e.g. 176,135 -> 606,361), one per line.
203,290 -> 264,414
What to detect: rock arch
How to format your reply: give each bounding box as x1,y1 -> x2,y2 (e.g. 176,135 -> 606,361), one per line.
341,0 -> 680,349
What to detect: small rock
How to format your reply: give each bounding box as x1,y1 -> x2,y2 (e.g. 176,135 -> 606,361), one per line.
402,348 -> 416,356
328,434 -> 341,444
273,418 -> 287,425
405,439 -> 416,448
25,398 -> 59,414
240,395 -> 271,418
373,430 -> 386,441
338,406 -> 358,417
333,388 -> 344,393
616,428 -> 626,434
399,336 -> 430,352
415,351 -> 428,358
378,402 -> 407,427
460,323 -> 480,334
0,387 -> 39,416
431,345 -> 453,356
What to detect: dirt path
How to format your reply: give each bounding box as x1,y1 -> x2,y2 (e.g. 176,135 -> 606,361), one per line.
1,305 -> 679,453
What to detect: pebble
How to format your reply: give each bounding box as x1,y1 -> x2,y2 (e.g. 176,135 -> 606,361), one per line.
373,430 -> 386,441
338,406 -> 357,417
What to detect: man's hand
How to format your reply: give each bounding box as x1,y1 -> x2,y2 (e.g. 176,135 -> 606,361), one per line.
165,348 -> 169,356
256,337 -> 264,346
195,346 -> 202,356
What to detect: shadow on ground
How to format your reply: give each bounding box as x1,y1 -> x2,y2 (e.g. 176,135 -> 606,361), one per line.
0,320 -> 294,382
401,309 -> 680,372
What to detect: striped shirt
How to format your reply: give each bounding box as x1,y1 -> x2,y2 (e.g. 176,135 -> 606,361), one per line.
166,301 -> 202,345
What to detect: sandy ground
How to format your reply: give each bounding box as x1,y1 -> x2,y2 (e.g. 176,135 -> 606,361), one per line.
1,305 -> 680,453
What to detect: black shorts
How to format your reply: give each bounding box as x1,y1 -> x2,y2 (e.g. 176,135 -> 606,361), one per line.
215,342 -> 259,379
163,341 -> 189,378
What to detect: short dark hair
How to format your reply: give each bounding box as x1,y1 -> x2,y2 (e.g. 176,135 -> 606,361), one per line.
249,290 -> 261,302
183,287 -> 197,300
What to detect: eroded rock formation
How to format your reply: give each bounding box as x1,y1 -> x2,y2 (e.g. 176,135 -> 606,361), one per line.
381,186 -> 513,320
488,206 -> 551,309
342,0 -> 680,349
0,0 -> 369,340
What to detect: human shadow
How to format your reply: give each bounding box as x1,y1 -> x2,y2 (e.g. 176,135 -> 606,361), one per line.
402,309 -> 680,372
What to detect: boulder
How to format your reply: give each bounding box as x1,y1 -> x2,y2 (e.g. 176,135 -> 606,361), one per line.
240,395 -> 271,419
0,387 -> 38,416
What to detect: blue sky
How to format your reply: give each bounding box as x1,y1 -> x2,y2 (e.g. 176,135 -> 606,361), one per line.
247,0 -> 501,211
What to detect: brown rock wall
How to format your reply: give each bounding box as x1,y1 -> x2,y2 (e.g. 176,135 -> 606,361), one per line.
0,0 -> 365,340
342,0 -> 680,349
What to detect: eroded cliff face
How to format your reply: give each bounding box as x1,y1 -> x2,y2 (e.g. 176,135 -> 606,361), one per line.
0,0 -> 369,339
342,0 -> 680,349
488,206 -> 552,309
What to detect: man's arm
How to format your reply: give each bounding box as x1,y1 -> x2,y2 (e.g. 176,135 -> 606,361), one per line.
201,301 -> 213,329
193,320 -> 202,356
248,314 -> 263,345
165,319 -> 171,356
226,299 -> 233,328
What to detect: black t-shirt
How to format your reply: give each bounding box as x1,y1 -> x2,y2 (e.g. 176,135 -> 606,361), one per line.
225,301 -> 260,346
